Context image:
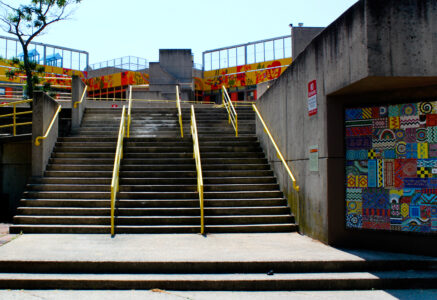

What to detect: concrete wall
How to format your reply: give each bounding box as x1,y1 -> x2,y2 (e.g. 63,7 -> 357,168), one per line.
0,136 -> 31,222
71,76 -> 87,132
256,0 -> 437,255
159,49 -> 193,86
32,92 -> 60,177
291,26 -> 324,59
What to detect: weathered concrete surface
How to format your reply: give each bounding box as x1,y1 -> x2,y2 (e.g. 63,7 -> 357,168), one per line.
291,26 -> 324,59
71,75 -> 87,131
255,0 -> 437,254
0,233 -> 435,263
31,92 -> 60,177
0,138 -> 31,221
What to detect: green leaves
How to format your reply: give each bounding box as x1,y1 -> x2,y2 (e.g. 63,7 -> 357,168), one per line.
1,0 -> 81,98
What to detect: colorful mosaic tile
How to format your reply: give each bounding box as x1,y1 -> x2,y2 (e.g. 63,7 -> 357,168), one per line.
345,103 -> 437,234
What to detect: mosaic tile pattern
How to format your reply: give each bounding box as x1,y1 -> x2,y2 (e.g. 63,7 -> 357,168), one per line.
345,102 -> 437,233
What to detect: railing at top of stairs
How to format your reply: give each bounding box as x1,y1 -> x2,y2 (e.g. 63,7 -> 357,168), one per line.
222,86 -> 238,137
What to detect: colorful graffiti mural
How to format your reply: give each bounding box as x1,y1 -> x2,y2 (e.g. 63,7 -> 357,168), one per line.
87,71 -> 149,92
345,102 -> 437,234
0,60 -> 86,89
202,58 -> 292,91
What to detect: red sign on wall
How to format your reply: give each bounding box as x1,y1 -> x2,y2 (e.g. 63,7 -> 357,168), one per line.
308,80 -> 317,116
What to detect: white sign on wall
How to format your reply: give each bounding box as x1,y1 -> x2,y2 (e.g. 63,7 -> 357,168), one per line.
308,80 -> 317,117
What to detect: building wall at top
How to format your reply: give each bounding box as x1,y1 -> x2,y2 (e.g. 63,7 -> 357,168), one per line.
255,0 -> 437,255
291,27 -> 324,59
159,49 -> 193,85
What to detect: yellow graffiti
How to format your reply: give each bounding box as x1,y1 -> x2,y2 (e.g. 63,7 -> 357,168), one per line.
202,58 -> 291,91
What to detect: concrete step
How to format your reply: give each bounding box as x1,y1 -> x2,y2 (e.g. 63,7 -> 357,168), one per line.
26,184 -> 110,192
15,207 -> 271,217
8,224 -> 110,234
1,269 -> 427,290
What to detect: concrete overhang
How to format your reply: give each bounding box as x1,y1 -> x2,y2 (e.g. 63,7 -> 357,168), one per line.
328,76 -> 437,100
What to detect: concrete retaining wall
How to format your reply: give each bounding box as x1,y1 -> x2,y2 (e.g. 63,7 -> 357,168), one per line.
32,92 -> 60,177
256,0 -> 437,255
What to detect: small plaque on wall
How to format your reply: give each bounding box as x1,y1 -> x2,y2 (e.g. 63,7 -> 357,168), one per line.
309,145 -> 319,172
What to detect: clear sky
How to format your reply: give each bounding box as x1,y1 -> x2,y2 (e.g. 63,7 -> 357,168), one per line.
1,0 -> 358,66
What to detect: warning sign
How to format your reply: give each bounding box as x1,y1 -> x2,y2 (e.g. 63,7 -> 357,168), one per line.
308,80 -> 317,117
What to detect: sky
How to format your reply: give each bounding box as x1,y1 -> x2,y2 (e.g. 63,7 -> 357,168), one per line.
1,0 -> 358,66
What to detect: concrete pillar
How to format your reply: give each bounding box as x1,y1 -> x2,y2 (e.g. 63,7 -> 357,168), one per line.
32,92 -> 59,177
71,75 -> 86,132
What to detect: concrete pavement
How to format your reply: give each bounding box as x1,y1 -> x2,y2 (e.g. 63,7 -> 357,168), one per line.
0,232 -> 434,263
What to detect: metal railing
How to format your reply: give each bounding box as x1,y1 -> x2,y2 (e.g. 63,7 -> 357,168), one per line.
176,86 -> 184,138
252,104 -> 299,192
222,86 -> 238,137
0,99 -> 33,136
35,105 -> 61,146
110,105 -> 127,236
127,86 -> 133,137
191,105 -> 204,235
73,85 -> 88,109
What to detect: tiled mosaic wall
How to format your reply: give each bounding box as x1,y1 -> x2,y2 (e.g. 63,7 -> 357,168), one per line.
345,102 -> 437,233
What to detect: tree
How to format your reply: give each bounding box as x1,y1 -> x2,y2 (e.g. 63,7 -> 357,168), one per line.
0,0 -> 81,99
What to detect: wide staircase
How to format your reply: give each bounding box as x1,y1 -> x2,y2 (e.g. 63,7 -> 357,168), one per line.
10,105 -> 296,234
5,104 -> 437,292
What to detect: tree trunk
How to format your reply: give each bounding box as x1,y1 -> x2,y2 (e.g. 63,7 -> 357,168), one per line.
22,46 -> 34,100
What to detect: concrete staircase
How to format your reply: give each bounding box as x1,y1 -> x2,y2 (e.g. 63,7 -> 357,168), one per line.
10,105 -> 296,234
192,107 -> 296,233
10,108 -> 120,233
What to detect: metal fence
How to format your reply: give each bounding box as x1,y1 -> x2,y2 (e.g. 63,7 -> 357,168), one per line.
90,56 -> 149,71
0,35 -> 89,71
202,35 -> 291,71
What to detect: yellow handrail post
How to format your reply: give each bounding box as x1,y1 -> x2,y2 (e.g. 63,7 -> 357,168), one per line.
127,85 -> 132,138
252,104 -> 299,191
191,105 -> 204,235
35,105 -> 62,146
176,86 -> 184,138
111,105 -> 126,237
221,86 -> 238,137
0,99 -> 33,136
73,85 -> 88,109
13,104 -> 16,136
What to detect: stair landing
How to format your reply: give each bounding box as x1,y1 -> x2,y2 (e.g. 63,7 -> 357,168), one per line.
0,232 -> 435,290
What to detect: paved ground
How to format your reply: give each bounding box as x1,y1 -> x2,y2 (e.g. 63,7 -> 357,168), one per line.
0,223 -> 16,247
0,289 -> 436,299
0,228 -> 435,298
0,231 -> 434,263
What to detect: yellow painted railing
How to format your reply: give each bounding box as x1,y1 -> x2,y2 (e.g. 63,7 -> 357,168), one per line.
252,104 -> 299,192
191,105 -> 204,234
176,86 -> 184,138
73,85 -> 88,109
127,86 -> 133,137
35,105 -> 62,146
111,105 -> 127,236
0,99 -> 33,136
222,86 -> 238,137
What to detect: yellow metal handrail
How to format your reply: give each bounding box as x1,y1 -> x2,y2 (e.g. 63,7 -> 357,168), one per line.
111,105 -> 127,236
191,105 -> 204,235
35,105 -> 62,146
252,104 -> 299,192
127,86 -> 133,137
0,99 -> 33,136
176,86 -> 184,138
73,85 -> 88,109
222,86 -> 238,137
